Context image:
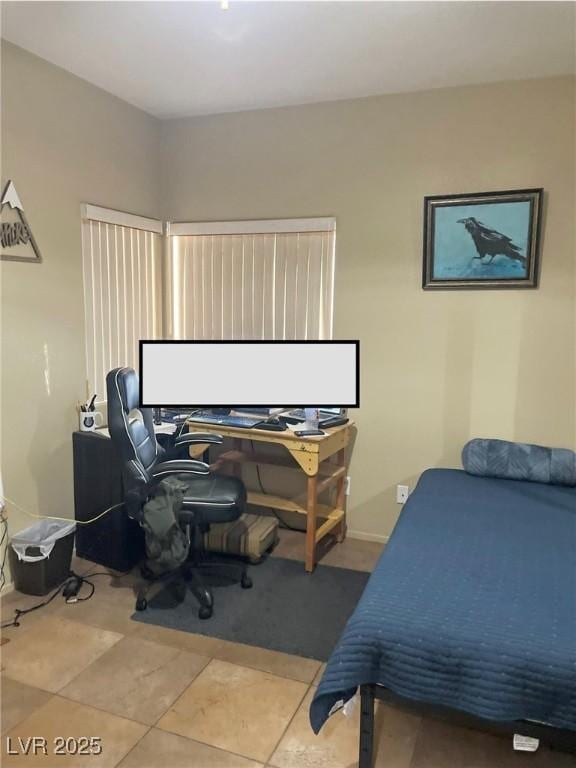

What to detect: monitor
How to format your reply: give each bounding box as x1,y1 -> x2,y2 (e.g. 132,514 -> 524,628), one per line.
140,341 -> 359,408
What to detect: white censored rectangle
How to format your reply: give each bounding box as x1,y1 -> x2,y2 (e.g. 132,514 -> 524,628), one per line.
140,341 -> 359,407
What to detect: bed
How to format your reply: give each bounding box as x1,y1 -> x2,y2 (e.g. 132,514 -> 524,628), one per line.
309,468 -> 576,765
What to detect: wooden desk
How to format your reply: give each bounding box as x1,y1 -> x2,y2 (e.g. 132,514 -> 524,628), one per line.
187,420 -> 353,572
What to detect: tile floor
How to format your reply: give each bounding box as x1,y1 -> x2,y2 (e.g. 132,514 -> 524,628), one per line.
1,531 -> 574,768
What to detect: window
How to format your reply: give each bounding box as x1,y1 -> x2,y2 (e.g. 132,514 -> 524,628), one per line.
81,211 -> 336,398
168,218 -> 335,340
81,205 -> 163,397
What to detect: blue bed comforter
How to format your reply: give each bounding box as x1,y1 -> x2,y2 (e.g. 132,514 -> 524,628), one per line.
310,468 -> 576,733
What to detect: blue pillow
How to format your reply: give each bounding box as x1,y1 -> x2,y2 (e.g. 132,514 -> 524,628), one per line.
462,438 -> 576,487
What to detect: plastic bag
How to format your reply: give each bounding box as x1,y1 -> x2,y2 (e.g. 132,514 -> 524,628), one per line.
343,694 -> 358,717
10,519 -> 76,562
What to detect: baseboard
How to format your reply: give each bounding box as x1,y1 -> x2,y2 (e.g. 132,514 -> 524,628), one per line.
347,530 -> 389,544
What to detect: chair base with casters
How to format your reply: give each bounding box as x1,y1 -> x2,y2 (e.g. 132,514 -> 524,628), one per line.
134,522 -> 253,620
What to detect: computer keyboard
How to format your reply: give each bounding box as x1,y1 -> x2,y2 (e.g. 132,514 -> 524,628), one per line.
188,412 -> 262,428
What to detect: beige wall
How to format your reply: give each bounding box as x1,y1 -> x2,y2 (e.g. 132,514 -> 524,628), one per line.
0,43 -> 161,561
1,41 -> 574,553
160,77 -> 576,540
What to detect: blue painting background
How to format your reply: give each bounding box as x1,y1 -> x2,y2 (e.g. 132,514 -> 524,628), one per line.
433,201 -> 531,279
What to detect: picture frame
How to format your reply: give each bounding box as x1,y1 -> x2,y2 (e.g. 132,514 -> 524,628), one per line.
422,188 -> 543,289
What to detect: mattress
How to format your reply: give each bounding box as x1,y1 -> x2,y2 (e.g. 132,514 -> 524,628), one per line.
310,468 -> 576,733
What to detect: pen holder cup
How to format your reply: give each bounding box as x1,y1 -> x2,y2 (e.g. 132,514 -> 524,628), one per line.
79,410 -> 103,432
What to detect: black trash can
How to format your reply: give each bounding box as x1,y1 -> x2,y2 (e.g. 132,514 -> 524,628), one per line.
9,520 -> 76,596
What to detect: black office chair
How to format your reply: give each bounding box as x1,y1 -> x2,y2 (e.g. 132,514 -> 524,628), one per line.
106,366 -> 252,619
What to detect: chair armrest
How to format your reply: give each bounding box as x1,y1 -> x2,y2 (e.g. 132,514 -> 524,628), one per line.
150,459 -> 210,481
175,432 -> 223,447
166,432 -> 223,461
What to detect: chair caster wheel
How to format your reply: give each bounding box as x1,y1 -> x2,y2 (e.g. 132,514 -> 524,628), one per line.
198,605 -> 213,620
135,598 -> 147,611
241,574 -> 253,589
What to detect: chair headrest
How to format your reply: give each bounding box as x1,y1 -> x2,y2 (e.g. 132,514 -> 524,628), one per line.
106,367 -> 140,413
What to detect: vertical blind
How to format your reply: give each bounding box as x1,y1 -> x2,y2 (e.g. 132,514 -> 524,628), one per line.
81,212 -> 336,399
169,219 -> 336,340
81,206 -> 163,398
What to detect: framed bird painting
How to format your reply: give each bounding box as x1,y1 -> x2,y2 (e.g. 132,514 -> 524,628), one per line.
422,188 -> 543,289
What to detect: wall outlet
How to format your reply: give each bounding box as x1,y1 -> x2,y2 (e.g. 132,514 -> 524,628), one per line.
344,476 -> 351,496
396,485 -> 409,504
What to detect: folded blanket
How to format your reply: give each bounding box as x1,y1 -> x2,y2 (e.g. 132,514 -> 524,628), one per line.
462,438 -> 576,487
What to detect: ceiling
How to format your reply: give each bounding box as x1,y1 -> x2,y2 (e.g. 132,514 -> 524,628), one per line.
2,1 -> 575,119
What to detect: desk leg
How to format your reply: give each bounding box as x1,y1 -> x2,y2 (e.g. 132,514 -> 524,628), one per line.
305,474 -> 318,573
335,448 -> 347,543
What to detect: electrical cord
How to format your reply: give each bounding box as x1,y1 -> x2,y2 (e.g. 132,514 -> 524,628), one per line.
175,409 -> 203,439
4,409 -> 208,528
250,441 -> 304,533
3,496 -> 124,525
0,567 -> 131,630
81,569 -> 132,579
1,409 -> 205,530
0,496 -> 133,625
0,412 -> 190,628
74,579 -> 95,602
176,416 -> 189,438
0,509 -> 9,594
0,570 -> 97,629
1,580 -> 68,629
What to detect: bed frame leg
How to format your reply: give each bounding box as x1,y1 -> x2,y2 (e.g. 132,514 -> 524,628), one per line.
359,684 -> 375,768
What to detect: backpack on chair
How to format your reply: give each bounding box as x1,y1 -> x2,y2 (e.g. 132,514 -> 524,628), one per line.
141,476 -> 190,576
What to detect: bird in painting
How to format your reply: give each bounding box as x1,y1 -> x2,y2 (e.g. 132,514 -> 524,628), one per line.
457,217 -> 526,266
